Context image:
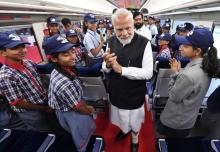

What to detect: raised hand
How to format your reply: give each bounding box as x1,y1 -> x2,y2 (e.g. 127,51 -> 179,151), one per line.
169,58 -> 181,73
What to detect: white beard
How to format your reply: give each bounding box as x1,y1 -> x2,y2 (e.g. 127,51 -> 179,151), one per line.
116,33 -> 134,46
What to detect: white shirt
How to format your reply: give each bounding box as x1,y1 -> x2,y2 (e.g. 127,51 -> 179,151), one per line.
98,28 -> 107,42
102,41 -> 153,80
150,24 -> 158,36
135,25 -> 152,40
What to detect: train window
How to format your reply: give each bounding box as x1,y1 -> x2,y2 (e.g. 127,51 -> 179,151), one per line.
213,24 -> 220,59
0,25 -> 43,64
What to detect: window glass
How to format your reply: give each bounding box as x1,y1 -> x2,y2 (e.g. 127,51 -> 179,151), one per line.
213,24 -> 220,59
0,26 -> 43,64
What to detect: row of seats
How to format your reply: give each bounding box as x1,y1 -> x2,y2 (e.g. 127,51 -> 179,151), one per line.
0,129 -> 104,152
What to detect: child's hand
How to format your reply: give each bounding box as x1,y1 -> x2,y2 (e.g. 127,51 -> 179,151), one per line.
45,107 -> 54,113
169,58 -> 181,73
87,106 -> 95,115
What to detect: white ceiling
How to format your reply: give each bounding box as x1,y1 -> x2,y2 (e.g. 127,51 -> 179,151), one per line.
141,0 -> 220,15
0,0 -> 220,16
39,0 -> 117,14
0,0 -> 117,15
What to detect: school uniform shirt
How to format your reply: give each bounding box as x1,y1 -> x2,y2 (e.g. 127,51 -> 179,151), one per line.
0,60 -> 47,112
160,58 -> 211,129
157,46 -> 171,59
83,29 -> 104,58
135,25 -> 152,40
48,69 -> 83,111
48,69 -> 95,152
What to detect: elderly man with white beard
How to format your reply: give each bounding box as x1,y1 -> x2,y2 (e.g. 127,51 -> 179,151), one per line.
102,8 -> 153,152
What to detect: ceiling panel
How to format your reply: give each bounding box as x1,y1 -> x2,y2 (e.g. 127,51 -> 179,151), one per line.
108,0 -> 147,9
141,0 -> 220,15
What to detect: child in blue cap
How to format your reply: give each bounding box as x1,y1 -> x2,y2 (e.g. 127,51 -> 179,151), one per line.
43,34 -> 96,152
46,16 -> 60,36
66,29 -> 86,66
0,32 -> 51,131
83,13 -> 104,66
157,28 -> 218,138
157,33 -> 172,59
65,29 -> 102,77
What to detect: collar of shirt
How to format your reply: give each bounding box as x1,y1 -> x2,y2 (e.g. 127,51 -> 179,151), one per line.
135,25 -> 144,32
64,66 -> 75,76
5,59 -> 46,95
5,59 -> 24,72
87,29 -> 97,36
185,58 -> 203,69
159,45 -> 169,52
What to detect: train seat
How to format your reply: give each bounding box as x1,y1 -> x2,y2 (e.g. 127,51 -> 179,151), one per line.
211,140 -> 220,152
158,137 -> 216,152
0,129 -> 104,152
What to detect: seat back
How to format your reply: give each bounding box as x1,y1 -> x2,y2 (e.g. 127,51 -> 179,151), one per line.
211,140 -> 220,152
80,77 -> 108,101
153,69 -> 173,109
0,129 -> 11,143
152,52 -> 158,63
158,138 -> 215,152
92,137 -> 104,152
158,139 -> 168,152
80,77 -> 108,112
37,134 -> 56,152
203,78 -> 220,106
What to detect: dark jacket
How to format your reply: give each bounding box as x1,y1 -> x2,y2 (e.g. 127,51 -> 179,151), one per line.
108,33 -> 148,109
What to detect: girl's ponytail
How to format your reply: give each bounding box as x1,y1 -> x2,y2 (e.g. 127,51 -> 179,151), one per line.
202,46 -> 218,78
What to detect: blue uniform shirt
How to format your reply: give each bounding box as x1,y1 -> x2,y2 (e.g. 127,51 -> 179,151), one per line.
0,60 -> 47,112
48,69 -> 83,111
83,29 -> 104,58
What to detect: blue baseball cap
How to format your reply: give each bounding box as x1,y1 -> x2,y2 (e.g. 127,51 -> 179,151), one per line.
66,29 -> 77,37
184,22 -> 194,31
98,20 -> 104,24
42,34 -> 74,55
0,32 -> 30,48
47,16 -> 59,25
84,13 -> 97,23
106,23 -> 113,30
176,24 -> 187,31
162,23 -> 170,29
176,28 -> 214,51
159,33 -> 172,41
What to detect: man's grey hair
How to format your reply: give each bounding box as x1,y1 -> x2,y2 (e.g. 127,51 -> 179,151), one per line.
111,8 -> 133,26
